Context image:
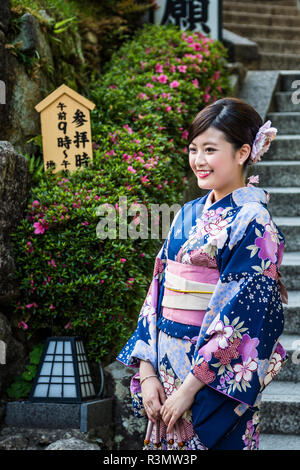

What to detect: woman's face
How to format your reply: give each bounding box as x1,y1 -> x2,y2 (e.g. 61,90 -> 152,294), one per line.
188,126 -> 250,197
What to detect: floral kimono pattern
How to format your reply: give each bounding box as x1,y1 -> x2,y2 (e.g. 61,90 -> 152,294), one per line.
117,186 -> 288,450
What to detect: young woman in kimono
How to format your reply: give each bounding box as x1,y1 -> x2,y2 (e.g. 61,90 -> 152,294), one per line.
117,97 -> 289,450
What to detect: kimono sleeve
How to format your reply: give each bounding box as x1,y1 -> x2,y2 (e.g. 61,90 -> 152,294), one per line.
191,205 -> 288,407
116,203 -> 184,372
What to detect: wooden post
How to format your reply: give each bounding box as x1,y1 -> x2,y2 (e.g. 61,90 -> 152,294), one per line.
35,84 -> 95,174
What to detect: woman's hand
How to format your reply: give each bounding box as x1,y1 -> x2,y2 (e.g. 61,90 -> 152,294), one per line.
160,372 -> 205,433
139,360 -> 166,423
160,387 -> 194,433
141,377 -> 166,423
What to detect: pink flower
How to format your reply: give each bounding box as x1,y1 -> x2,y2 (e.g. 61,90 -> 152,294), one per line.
186,35 -> 195,43
81,221 -> 89,226
123,124 -> 134,134
137,92 -> 149,100
155,63 -> 163,73
177,65 -> 187,73
157,74 -> 168,84
146,83 -> 154,88
32,200 -> 40,207
192,78 -> 199,88
181,130 -> 189,140
127,165 -> 136,174
33,218 -> 49,235
140,252 -> 145,257
234,357 -> 258,383
120,258 -> 127,263
141,175 -> 150,184
47,259 -> 57,268
250,120 -> 278,163
247,175 -> 260,187
170,80 -> 179,88
26,303 -> 38,309
18,321 -> 28,330
190,42 -> 202,51
165,105 -> 172,112
213,70 -> 221,80
255,230 -> 277,263
64,322 -> 73,330
49,304 -> 55,310
210,320 -> 234,349
238,334 -> 259,362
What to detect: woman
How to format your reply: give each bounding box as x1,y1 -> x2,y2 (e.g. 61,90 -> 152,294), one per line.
117,97 -> 288,450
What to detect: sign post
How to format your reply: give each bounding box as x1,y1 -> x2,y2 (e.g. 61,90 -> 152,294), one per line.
35,84 -> 95,174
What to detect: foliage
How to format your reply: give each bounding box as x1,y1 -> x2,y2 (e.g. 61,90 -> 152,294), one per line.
10,24 -> 232,365
6,343 -> 44,400
9,0 -> 154,88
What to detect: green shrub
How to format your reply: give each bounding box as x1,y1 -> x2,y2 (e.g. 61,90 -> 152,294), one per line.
6,343 -> 44,400
10,24 -> 232,365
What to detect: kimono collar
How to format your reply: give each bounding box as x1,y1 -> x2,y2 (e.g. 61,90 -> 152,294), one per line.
202,186 -> 270,212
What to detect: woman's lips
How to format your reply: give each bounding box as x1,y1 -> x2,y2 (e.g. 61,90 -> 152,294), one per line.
197,170 -> 213,179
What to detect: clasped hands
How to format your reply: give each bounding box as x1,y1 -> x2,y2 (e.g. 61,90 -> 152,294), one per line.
140,366 -> 205,434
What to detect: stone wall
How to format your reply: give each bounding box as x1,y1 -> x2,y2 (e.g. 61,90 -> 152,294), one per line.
0,141 -> 31,412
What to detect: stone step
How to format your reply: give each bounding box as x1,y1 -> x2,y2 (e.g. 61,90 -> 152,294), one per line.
263,136 -> 300,161
224,1 -> 299,16
275,334 -> 300,382
224,0 -> 297,6
273,216 -> 300,253
260,381 -> 300,434
274,91 -> 300,112
260,433 -> 300,450
280,251 -> 300,290
259,52 -> 300,71
255,38 -> 300,55
279,71 -> 300,92
224,11 -> 300,28
266,112 -> 300,135
223,23 -> 300,40
264,187 -> 300,217
251,161 -> 300,187
281,290 -> 300,335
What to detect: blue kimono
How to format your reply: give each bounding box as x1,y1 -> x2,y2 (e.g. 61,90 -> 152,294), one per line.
117,186 -> 288,450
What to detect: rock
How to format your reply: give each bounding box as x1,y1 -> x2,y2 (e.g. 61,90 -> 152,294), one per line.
0,142 -> 31,305
104,360 -> 146,450
13,13 -> 54,66
0,0 -> 11,33
0,433 -> 28,450
0,426 -> 101,450
0,313 -> 27,396
45,437 -> 100,451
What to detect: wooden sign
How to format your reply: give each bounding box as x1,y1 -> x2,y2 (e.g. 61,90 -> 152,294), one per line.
35,84 -> 95,174
149,0 -> 223,41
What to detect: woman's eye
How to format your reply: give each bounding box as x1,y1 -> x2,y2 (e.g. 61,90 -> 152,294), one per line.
206,147 -> 215,153
189,147 -> 197,153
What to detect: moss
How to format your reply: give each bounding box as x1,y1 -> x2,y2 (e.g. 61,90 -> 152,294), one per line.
8,0 -> 154,91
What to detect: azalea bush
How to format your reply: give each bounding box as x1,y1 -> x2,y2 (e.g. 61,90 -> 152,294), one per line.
10,24 -> 232,366
89,23 -> 231,152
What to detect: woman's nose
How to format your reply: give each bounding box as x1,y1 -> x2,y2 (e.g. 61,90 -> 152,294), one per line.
195,151 -> 207,165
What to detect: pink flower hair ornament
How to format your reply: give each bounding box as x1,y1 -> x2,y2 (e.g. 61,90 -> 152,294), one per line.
249,120 -> 278,164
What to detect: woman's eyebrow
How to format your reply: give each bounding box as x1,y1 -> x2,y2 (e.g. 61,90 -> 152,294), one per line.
191,141 -> 218,146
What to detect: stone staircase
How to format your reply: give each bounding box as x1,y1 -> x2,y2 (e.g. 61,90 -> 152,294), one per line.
223,0 -> 300,69
249,72 -> 300,449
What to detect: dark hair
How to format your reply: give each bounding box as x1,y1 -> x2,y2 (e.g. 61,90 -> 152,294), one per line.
188,97 -> 263,175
